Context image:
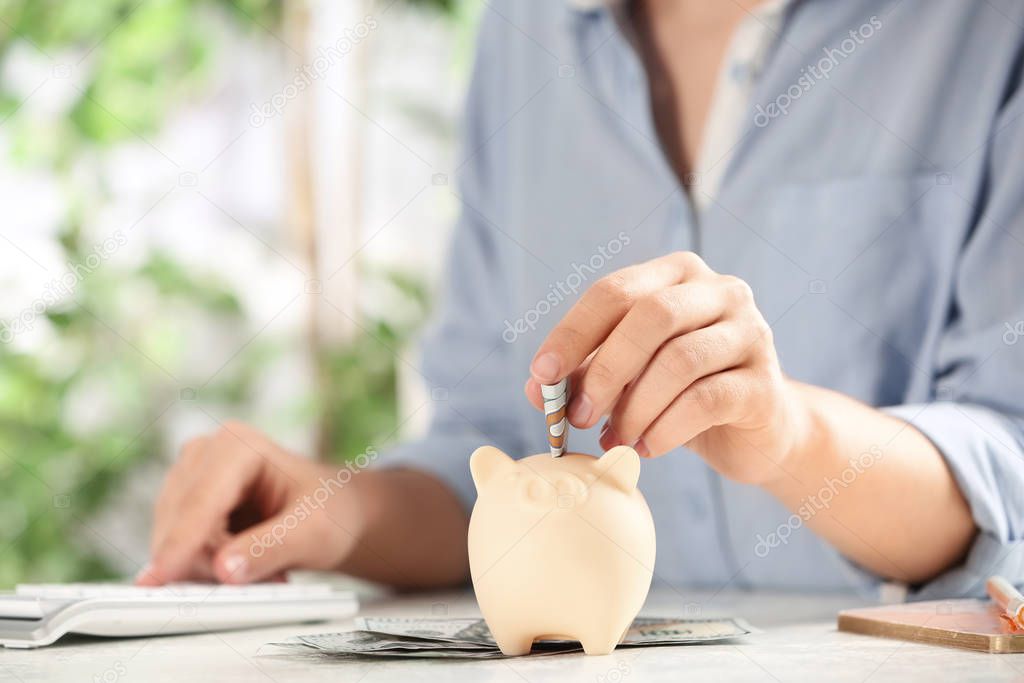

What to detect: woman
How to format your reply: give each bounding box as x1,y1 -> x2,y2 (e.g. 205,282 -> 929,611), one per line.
140,0 -> 1024,598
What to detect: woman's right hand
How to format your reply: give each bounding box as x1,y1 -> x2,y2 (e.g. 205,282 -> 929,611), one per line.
137,421 -> 373,586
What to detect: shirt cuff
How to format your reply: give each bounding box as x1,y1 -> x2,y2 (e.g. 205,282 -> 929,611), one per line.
882,402 -> 1024,598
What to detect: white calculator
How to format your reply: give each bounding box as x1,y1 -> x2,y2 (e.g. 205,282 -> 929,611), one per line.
0,582 -> 358,649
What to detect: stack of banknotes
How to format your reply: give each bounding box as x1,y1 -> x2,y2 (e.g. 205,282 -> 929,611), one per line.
270,616 -> 754,659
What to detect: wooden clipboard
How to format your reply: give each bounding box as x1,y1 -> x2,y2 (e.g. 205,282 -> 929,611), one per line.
838,599 -> 1024,653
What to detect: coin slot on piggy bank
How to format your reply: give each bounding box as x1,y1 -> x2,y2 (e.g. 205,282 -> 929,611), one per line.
467,445 -> 656,656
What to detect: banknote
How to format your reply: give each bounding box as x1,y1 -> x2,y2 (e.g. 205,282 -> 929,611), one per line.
270,616 -> 754,659
354,616 -> 754,646
297,630 -> 494,652
355,617 -> 497,645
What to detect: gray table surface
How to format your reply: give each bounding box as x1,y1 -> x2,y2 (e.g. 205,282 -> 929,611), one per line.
3,587 -> 1022,682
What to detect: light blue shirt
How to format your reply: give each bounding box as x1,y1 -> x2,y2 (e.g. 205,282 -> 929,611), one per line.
384,0 -> 1024,599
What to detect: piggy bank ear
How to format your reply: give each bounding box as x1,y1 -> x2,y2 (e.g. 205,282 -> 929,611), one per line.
594,445 -> 641,493
470,446 -> 516,492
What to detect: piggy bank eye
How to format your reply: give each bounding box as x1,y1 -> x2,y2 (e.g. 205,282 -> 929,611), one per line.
523,478 -> 552,502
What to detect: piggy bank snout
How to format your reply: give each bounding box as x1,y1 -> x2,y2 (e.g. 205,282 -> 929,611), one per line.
520,473 -> 593,508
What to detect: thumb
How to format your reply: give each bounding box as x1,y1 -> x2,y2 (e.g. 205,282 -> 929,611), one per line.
213,515 -> 300,584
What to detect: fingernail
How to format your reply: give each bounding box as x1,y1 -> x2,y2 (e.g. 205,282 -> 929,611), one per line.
222,554 -> 248,582
633,438 -> 650,458
569,392 -> 593,426
134,563 -> 154,582
530,352 -> 561,383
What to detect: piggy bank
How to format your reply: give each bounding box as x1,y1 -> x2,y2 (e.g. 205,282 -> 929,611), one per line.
468,445 -> 656,655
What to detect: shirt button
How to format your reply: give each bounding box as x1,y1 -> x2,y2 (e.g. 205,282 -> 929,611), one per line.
729,62 -> 752,83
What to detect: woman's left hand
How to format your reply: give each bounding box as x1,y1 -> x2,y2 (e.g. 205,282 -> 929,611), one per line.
526,251 -> 810,486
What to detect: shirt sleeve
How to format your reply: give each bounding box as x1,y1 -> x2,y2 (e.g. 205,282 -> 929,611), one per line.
882,62 -> 1024,599
376,10 -> 524,510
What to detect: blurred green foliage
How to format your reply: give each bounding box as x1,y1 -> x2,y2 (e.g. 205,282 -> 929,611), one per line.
319,269 -> 431,461
0,0 -> 439,585
0,253 -> 249,586
1,0 -> 281,163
